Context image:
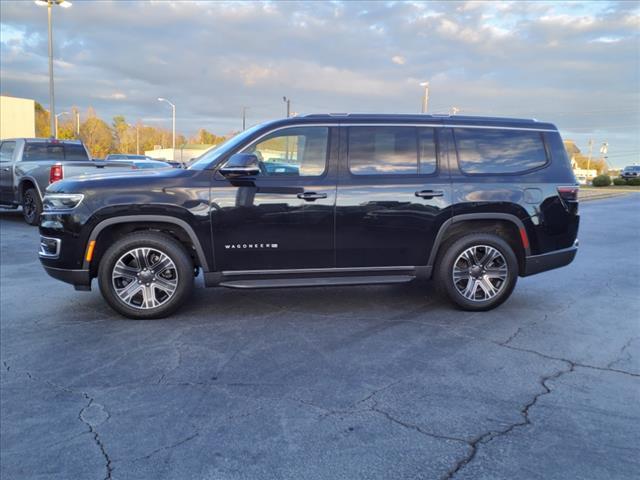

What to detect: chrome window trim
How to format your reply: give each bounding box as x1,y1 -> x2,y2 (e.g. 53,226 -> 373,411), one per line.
39,236 -> 61,259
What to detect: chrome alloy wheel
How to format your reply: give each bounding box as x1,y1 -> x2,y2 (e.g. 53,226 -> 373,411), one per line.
452,245 -> 508,302
111,247 -> 178,310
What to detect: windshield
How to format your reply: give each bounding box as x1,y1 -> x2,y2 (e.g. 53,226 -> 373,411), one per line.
623,166 -> 640,172
188,123 -> 264,170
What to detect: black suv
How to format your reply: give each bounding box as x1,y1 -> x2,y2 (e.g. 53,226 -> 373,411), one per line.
39,114 -> 579,319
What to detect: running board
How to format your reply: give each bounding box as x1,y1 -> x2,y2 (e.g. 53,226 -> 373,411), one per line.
218,275 -> 415,289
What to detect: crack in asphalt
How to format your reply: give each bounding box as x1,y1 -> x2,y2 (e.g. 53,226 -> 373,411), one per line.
495,342 -> 640,378
79,396 -> 113,480
607,336 -> 637,370
2,361 -> 113,480
125,432 -> 200,463
442,361 -> 574,479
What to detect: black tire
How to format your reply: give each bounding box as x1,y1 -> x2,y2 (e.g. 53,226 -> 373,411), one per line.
98,231 -> 194,319
22,188 -> 42,225
436,233 -> 518,311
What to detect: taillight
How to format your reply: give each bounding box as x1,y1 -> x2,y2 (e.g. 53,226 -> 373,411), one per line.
557,186 -> 579,202
49,163 -> 63,184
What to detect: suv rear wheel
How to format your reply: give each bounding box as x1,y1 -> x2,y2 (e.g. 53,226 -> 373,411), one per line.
22,188 -> 42,225
98,231 -> 194,319
436,233 -> 518,311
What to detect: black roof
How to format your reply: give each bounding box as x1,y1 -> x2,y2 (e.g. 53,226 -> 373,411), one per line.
265,114 -> 557,131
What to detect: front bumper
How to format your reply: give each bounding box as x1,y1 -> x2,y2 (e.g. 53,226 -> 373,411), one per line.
42,265 -> 91,291
522,241 -> 578,277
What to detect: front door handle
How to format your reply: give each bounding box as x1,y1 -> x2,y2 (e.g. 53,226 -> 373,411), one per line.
297,192 -> 327,201
0,167 -> 10,172
415,190 -> 444,199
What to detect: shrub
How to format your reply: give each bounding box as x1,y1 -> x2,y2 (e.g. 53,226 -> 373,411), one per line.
592,175 -> 612,187
628,177 -> 640,186
613,177 -> 628,186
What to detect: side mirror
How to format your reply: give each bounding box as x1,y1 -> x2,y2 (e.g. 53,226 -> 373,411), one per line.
219,153 -> 260,179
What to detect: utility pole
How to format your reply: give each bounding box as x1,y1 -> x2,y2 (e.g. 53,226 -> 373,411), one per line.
73,107 -> 79,137
282,96 -> 291,118
420,81 -> 429,114
242,106 -> 249,131
587,138 -> 593,171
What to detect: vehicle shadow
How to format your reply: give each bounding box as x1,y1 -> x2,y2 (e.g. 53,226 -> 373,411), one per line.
0,208 -> 26,224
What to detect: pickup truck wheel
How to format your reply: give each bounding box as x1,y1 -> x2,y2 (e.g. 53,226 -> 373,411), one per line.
436,233 -> 518,311
22,188 -> 42,225
98,231 -> 194,319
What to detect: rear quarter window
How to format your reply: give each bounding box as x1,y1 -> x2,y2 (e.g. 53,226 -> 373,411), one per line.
454,128 -> 548,175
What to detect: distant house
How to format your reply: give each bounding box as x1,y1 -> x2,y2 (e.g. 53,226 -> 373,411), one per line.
564,140 -> 601,179
0,95 -> 35,139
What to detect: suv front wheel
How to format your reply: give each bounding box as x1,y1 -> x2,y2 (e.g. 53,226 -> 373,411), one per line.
98,231 -> 194,319
436,233 -> 518,311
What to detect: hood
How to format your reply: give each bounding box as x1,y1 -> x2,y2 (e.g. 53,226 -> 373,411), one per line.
46,167 -> 193,194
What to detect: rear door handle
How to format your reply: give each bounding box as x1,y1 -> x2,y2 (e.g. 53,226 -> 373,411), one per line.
415,190 -> 444,199
297,192 -> 328,201
1,167 -> 10,172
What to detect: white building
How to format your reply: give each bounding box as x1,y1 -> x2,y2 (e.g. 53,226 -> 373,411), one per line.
145,145 -> 214,164
0,95 -> 35,139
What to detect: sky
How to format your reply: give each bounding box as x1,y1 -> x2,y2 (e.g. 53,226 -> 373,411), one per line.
1,0 -> 638,167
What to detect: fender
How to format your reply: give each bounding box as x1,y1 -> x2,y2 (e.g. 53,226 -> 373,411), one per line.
18,176 -> 44,201
426,213 -> 531,268
83,215 -> 210,271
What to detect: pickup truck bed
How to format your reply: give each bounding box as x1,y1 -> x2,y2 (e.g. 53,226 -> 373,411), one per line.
0,138 -> 135,224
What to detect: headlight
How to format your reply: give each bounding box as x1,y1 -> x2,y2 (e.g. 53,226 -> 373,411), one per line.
43,193 -> 84,210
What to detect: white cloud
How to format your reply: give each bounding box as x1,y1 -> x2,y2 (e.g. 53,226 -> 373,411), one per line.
391,55 -> 406,65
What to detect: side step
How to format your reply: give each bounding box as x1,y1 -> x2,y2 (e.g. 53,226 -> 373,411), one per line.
219,275 -> 415,289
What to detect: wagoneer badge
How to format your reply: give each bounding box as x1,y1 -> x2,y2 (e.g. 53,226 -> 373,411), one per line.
225,243 -> 279,249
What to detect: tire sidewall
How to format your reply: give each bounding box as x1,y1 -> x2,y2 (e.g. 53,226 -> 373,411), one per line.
438,233 -> 518,311
98,232 -> 193,319
22,188 -> 42,226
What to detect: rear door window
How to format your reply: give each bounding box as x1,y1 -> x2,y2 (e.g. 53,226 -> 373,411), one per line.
453,128 -> 548,174
347,126 -> 437,176
23,143 -> 65,161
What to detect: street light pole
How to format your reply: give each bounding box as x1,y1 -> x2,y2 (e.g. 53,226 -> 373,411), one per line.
47,3 -> 55,136
35,1 -> 72,138
420,81 -> 429,114
54,111 -> 68,138
157,97 -> 176,151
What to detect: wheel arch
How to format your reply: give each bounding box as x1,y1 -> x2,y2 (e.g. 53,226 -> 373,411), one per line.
84,215 -> 210,274
428,213 -> 530,274
18,177 -> 43,200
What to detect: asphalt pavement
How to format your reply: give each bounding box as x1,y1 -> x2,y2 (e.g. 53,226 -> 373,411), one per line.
1,195 -> 639,480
